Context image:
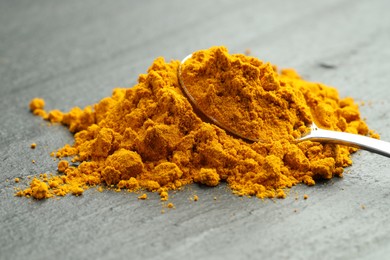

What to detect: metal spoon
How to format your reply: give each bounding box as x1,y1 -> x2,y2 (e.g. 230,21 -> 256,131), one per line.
178,54 -> 390,157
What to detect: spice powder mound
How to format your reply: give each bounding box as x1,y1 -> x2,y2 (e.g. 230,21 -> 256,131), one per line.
19,46 -> 375,200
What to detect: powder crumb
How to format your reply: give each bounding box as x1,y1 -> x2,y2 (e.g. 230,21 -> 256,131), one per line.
48,180 -> 60,188
361,204 -> 366,210
32,160 -> 35,164
138,193 -> 148,200
160,191 -> 169,201
117,178 -> 140,191
14,178 -> 20,183
71,187 -> 84,196
195,168 -> 220,187
276,189 -> 286,199
167,202 -> 175,209
214,197 -> 217,200
97,187 -> 103,192
30,143 -> 37,149
303,194 -> 309,200
161,209 -> 165,214
193,195 -> 199,201
369,130 -> 380,139
16,178 -> 52,199
29,98 -> 45,112
48,110 -> 64,123
57,160 -> 69,173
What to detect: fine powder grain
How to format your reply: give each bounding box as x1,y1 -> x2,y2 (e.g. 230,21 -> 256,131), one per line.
18,46 -> 377,201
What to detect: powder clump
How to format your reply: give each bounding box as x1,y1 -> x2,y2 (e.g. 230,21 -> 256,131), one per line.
17,178 -> 51,199
58,160 -> 69,173
20,46 -> 374,200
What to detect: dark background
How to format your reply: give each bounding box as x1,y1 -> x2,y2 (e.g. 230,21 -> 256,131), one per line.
1,0 -> 390,259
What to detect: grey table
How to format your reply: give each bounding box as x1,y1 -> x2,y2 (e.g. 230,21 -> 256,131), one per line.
1,1 -> 390,259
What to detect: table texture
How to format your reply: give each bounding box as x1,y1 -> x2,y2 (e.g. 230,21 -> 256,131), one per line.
1,0 -> 390,259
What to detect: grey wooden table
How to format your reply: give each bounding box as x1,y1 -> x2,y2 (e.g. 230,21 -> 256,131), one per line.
1,0 -> 390,259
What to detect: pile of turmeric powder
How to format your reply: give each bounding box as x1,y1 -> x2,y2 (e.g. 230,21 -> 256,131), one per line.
18,46 -> 374,200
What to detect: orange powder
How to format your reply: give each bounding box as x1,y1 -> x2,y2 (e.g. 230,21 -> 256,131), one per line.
19,46 -> 374,201
21,178 -> 52,199
138,194 -> 148,200
57,160 -> 69,173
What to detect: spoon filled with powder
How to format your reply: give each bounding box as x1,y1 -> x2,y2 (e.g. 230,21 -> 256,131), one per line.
178,47 -> 390,157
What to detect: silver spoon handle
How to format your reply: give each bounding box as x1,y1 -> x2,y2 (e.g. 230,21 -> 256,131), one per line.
298,125 -> 390,157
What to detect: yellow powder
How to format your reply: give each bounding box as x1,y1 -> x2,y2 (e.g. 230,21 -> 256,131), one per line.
16,178 -> 51,200
29,98 -> 45,111
29,98 -> 47,119
30,143 -> 37,149
57,160 -> 69,173
117,177 -> 140,191
194,168 -> 220,187
138,193 -> 148,200
71,186 -> 84,196
160,191 -> 169,201
18,46 -> 375,201
181,47 -> 312,142
48,110 -> 64,123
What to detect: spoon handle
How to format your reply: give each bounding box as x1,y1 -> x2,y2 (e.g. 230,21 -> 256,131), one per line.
298,124 -> 390,157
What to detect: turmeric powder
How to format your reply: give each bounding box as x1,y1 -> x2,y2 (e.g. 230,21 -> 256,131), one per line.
57,160 -> 69,173
138,194 -> 148,200
21,178 -> 52,200
180,47 -> 312,142
19,46 -> 373,201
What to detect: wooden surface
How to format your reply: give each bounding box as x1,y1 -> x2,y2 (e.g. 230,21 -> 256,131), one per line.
1,0 -> 390,259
